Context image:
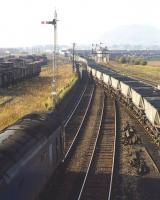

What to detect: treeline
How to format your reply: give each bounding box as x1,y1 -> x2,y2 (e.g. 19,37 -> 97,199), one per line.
116,56 -> 147,65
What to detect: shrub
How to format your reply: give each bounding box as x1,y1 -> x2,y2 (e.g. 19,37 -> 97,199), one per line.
119,56 -> 127,64
140,60 -> 147,65
117,56 -> 147,66
134,59 -> 140,65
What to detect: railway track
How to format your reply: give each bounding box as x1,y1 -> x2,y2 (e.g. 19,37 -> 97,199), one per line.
39,85 -> 104,200
39,78 -> 160,200
111,100 -> 160,200
77,95 -> 116,200
132,76 -> 158,87
64,83 -> 95,155
107,64 -> 158,87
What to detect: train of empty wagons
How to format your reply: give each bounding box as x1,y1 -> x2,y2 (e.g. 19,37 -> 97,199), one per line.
87,59 -> 160,143
0,55 -> 48,88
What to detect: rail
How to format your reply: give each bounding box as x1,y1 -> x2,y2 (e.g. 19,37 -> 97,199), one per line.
77,93 -> 104,200
132,76 -> 157,88
63,84 -> 95,161
108,99 -> 117,200
77,96 -> 116,200
39,88 -> 119,200
64,84 -> 88,127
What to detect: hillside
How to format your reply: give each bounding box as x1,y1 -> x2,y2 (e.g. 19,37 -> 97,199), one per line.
100,25 -> 160,47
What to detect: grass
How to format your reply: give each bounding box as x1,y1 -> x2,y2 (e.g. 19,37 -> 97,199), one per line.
0,64 -> 77,131
103,61 -> 160,85
148,57 -> 160,61
147,60 -> 160,67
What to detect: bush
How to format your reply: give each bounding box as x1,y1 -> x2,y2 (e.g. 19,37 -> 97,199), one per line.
126,56 -> 131,64
117,56 -> 147,66
134,59 -> 140,65
130,58 -> 135,64
140,60 -> 147,65
115,56 -> 119,62
119,56 -> 127,64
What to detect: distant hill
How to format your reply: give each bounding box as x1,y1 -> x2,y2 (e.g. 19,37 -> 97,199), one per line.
100,25 -> 160,46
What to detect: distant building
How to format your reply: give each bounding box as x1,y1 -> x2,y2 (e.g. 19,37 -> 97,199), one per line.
93,45 -> 110,63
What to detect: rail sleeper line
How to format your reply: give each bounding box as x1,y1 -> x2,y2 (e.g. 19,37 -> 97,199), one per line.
64,84 -> 95,155
53,87 -> 104,200
78,95 -> 116,200
133,76 -> 157,87
63,81 -> 88,126
62,82 -> 88,124
39,86 -> 104,200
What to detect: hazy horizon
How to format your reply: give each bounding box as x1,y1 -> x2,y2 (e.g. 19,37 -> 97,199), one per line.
1,0 -> 160,48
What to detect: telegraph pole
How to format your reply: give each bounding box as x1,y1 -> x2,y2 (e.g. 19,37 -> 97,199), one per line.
92,43 -> 94,54
41,10 -> 58,104
72,42 -> 76,72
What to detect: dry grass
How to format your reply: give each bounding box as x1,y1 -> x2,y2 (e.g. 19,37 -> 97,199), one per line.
104,61 -> 160,85
148,61 -> 160,67
0,64 -> 76,131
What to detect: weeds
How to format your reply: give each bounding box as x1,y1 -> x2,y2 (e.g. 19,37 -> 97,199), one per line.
103,61 -> 160,84
0,64 -> 76,131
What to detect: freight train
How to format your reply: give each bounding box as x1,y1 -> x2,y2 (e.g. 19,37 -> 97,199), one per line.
87,59 -> 160,145
0,110 -> 64,200
0,55 -> 48,89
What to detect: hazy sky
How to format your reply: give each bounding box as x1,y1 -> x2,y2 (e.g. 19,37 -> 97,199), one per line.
0,0 -> 160,47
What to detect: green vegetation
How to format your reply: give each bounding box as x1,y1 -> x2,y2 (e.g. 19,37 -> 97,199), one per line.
0,64 -> 76,131
147,57 -> 160,61
117,56 -> 147,65
101,61 -> 160,85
